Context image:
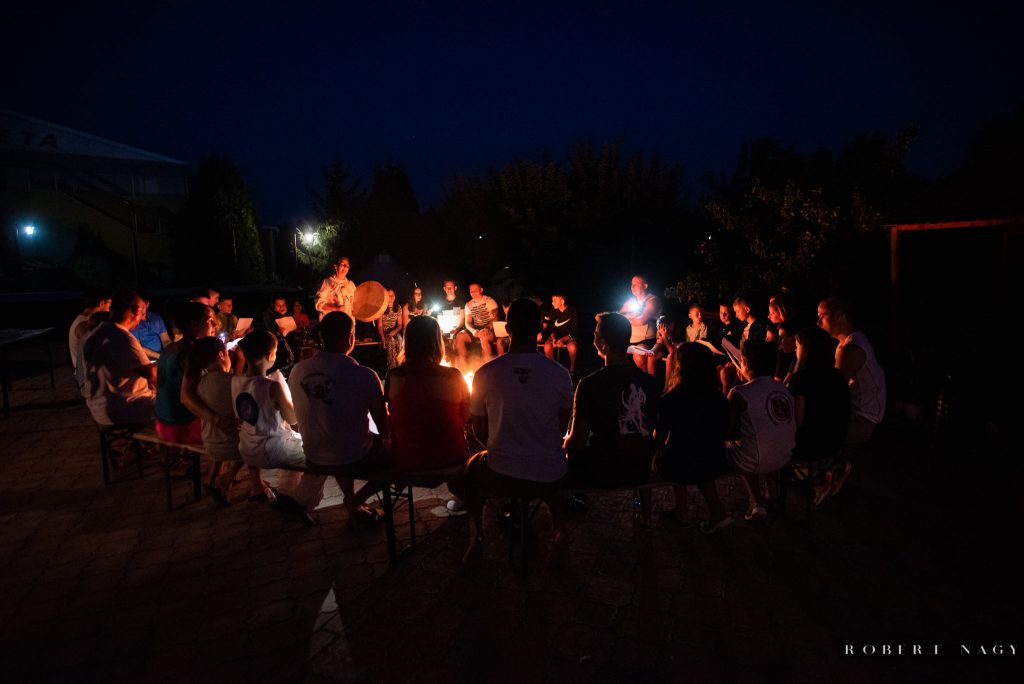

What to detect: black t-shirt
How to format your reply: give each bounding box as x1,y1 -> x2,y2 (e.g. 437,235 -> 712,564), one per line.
788,367 -> 850,461
573,364 -> 660,457
716,319 -> 744,351
546,306 -> 578,339
655,385 -> 729,466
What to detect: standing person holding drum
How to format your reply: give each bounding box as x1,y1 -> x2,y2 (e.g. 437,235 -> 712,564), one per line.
315,256 -> 356,317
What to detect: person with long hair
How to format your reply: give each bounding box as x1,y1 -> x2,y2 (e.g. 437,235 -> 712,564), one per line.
155,301 -> 217,443
653,343 -> 732,533
378,289 -> 404,369
384,316 -> 470,477
404,286 -> 429,321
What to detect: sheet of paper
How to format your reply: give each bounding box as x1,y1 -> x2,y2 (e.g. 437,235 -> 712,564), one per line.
626,344 -> 655,356
275,316 -> 297,336
235,317 -> 253,333
492,321 -> 508,338
721,338 -> 742,367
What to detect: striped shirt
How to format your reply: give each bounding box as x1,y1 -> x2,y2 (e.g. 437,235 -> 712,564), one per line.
465,296 -> 497,331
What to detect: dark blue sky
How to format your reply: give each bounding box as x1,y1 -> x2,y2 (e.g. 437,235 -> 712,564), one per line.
5,2 -> 1022,222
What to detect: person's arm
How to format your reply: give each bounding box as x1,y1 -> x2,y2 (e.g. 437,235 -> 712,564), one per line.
836,343 -> 866,382
142,346 -> 161,361
563,382 -> 589,451
794,394 -> 807,428
368,377 -> 389,440
638,296 -> 661,327
269,380 -> 299,425
464,304 -> 479,335
377,317 -> 386,344
726,391 -> 746,441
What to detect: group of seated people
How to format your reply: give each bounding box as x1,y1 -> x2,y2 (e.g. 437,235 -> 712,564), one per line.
71,267 -> 886,560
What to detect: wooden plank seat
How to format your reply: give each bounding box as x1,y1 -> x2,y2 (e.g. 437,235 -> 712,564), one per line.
132,428 -> 207,511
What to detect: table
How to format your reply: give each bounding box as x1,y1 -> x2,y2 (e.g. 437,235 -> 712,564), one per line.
0,327 -> 56,418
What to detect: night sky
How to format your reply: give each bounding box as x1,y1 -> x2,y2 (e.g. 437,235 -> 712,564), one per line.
5,2 -> 1022,223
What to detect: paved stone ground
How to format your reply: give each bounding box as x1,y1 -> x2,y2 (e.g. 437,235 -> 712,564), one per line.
0,353 -> 1020,683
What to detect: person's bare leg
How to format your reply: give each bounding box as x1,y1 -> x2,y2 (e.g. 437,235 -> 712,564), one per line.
632,353 -> 646,371
546,495 -> 568,548
479,331 -> 493,362
543,339 -> 555,360
208,461 -> 222,489
455,332 -> 470,370
697,481 -> 727,524
567,342 -> 577,372
463,500 -> 484,562
248,467 -> 267,498
335,477 -> 358,516
669,484 -> 689,524
740,473 -> 763,512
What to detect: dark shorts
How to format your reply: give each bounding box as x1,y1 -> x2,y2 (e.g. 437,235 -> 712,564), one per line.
305,435 -> 391,478
450,451 -> 565,503
565,446 -> 654,489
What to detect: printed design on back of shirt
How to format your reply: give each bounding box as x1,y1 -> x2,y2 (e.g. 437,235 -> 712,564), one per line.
300,373 -> 335,405
618,383 -> 650,436
765,390 -> 792,425
513,368 -> 531,384
235,393 -> 259,425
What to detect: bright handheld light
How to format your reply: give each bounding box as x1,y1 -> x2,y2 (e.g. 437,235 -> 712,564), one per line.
23,225 -> 36,236
431,302 -> 440,313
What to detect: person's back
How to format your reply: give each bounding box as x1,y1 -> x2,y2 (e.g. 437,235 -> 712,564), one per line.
197,370 -> 239,460
155,345 -> 195,427
83,321 -> 154,425
839,330 -> 886,425
729,375 -> 795,473
385,362 -> 469,472
288,351 -> 383,466
571,363 -> 660,485
232,371 -> 303,468
659,383 -> 729,473
789,365 -> 849,461
473,351 -> 573,481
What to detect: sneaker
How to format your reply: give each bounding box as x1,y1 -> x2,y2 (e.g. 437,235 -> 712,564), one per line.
744,505 -> 768,521
699,516 -> 735,534
446,498 -> 464,512
830,461 -> 853,496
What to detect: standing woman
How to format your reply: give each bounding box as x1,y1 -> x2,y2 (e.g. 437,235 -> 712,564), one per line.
315,256 -> 356,316
378,289 -> 404,369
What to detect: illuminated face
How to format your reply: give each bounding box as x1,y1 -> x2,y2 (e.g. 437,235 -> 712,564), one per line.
274,299 -> 288,315
689,308 -> 702,325
768,303 -> 783,324
551,296 -> 565,310
733,303 -> 750,322
443,281 -> 457,299
199,311 -> 217,338
630,277 -> 647,298
469,284 -> 483,300
218,299 -> 233,314
218,349 -> 231,372
335,259 -> 350,278
292,301 -> 302,315
208,291 -> 220,307
99,298 -> 112,312
386,290 -> 396,306
719,305 -> 731,324
413,288 -> 423,302
817,303 -> 832,334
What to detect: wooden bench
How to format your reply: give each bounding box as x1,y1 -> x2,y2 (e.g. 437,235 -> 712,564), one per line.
132,428 -> 207,511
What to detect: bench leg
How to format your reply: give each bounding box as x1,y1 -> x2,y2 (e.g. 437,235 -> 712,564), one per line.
164,447 -> 174,512
100,432 -> 112,485
192,453 -> 203,501
381,485 -> 398,561
405,485 -> 416,551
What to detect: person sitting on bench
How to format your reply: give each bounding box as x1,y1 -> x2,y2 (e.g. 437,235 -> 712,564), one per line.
564,312 -> 660,522
450,298 -> 573,560
276,312 -> 389,528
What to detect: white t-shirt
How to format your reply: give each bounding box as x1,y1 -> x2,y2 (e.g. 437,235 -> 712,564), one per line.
839,331 -> 886,424
464,296 -> 498,332
628,294 -> 659,343
288,352 -> 384,466
82,322 -> 155,426
68,314 -> 88,370
727,376 -> 795,474
470,352 -> 573,482
197,371 -> 240,460
231,371 -> 304,469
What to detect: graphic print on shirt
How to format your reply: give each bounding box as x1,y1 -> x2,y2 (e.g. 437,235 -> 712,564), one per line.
235,393 -> 259,426
300,373 -> 335,405
618,383 -> 650,436
765,390 -> 793,425
513,367 -> 531,384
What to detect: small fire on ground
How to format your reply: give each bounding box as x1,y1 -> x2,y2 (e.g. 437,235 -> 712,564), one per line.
441,359 -> 474,392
